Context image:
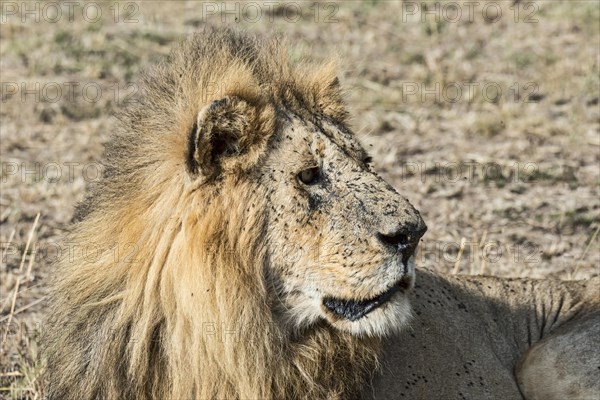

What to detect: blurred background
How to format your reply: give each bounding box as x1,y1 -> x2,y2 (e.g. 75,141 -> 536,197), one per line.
1,1 -> 598,397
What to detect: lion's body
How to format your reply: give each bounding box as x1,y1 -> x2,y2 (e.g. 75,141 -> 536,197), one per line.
369,269 -> 600,399
43,29 -> 599,400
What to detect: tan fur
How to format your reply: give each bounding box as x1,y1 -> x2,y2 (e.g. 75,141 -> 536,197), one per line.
43,28 -> 599,400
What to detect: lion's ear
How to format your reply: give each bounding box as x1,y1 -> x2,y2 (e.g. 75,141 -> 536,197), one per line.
187,96 -> 274,180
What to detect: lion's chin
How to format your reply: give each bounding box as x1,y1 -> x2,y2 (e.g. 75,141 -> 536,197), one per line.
325,293 -> 413,337
320,271 -> 415,337
283,262 -> 416,337
323,275 -> 413,321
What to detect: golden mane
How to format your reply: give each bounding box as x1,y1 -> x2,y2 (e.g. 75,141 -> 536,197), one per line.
44,28 -> 379,399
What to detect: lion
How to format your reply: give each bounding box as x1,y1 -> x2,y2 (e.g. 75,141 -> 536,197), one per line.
43,28 -> 599,400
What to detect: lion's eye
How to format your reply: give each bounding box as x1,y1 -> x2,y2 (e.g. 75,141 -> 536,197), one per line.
364,156 -> 373,165
297,167 -> 320,185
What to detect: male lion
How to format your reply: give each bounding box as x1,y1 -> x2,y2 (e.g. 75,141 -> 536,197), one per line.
44,28 -> 599,400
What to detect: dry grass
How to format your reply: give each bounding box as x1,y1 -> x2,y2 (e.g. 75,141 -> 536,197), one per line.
1,1 -> 599,398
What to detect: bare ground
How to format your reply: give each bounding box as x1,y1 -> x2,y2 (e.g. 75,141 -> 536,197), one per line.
1,1 -> 599,398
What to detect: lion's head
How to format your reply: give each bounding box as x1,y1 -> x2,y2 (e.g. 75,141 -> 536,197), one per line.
45,28 -> 426,400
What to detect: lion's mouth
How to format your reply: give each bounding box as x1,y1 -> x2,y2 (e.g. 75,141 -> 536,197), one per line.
323,276 -> 413,321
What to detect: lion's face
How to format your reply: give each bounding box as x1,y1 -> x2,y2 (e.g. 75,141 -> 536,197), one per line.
260,112 -> 427,337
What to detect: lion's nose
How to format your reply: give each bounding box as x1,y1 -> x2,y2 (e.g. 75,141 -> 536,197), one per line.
377,223 -> 427,263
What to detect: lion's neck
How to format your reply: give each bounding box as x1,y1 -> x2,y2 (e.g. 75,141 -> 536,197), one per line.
277,323 -> 382,399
